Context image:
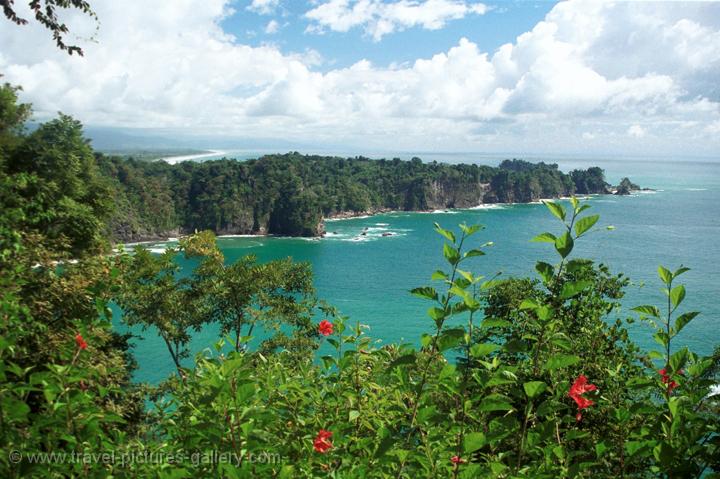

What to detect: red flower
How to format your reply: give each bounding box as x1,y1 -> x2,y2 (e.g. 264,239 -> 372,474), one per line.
659,368 -> 681,394
313,429 -> 333,453
75,333 -> 88,350
450,455 -> 466,464
568,375 -> 597,421
318,320 -> 334,336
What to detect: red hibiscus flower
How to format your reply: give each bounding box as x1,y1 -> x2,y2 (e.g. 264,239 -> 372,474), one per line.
313,429 -> 333,453
659,368 -> 681,394
568,374 -> 597,421
450,455 -> 466,464
318,320 -> 334,336
75,333 -> 88,350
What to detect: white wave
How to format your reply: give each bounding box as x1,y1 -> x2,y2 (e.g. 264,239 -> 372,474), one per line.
467,204 -> 506,210
685,188 -> 707,191
429,209 -> 459,214
375,223 -> 390,226
217,234 -> 264,238
335,230 -> 407,242
325,214 -> 372,222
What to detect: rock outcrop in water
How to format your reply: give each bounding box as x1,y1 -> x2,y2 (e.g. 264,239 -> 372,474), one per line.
614,177 -> 641,195
99,153 -> 638,241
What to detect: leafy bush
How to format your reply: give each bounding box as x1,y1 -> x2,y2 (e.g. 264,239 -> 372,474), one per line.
1,84 -> 718,477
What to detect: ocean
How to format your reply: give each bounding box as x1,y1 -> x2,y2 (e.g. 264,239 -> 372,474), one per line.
115,157 -> 720,384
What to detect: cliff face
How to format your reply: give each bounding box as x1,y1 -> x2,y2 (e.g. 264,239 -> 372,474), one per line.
424,179 -> 490,209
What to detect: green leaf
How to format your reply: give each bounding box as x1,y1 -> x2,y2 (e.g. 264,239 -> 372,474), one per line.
576,204 -> 591,215
544,201 -> 566,221
536,305 -> 553,321
410,287 -> 438,301
480,318 -> 512,329
531,232 -> 556,243
560,280 -> 592,299
438,328 -> 465,352
428,307 -> 447,322
545,354 -> 581,371
463,432 -> 487,453
673,266 -> 690,278
625,440 -> 651,457
374,433 -> 395,459
674,311 -> 699,334
523,381 -> 547,398
654,442 -> 674,468
519,298 -> 539,310
554,232 -> 574,258
349,410 -> 360,422
596,442 -> 608,458
443,243 -> 460,265
570,196 -> 579,211
658,266 -> 672,285
574,214 -> 599,237
479,394 -> 514,412
388,354 -> 416,369
632,305 -> 661,318
471,343 -> 499,358
459,224 -> 482,236
435,223 -> 456,243
535,261 -> 554,283
457,269 -> 474,283
653,331 -> 669,348
278,466 -> 295,479
669,285 -> 685,308
464,248 -> 485,258
669,348 -> 689,373
431,270 -> 448,281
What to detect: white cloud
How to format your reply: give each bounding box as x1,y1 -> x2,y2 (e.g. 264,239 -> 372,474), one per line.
0,0 -> 719,156
265,19 -> 280,34
247,0 -> 280,15
305,0 -> 488,41
627,125 -> 646,138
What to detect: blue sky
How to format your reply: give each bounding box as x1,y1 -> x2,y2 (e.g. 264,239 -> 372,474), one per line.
223,1 -> 557,71
1,0 -> 719,157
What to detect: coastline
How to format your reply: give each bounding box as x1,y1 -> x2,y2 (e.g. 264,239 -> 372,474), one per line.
160,149 -> 228,164
117,192 -> 631,247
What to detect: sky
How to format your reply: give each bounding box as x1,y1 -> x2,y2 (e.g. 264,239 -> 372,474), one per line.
1,0 -> 719,158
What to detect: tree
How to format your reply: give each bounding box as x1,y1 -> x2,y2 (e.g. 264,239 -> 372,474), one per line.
3,113 -> 114,255
1,0 -> 96,55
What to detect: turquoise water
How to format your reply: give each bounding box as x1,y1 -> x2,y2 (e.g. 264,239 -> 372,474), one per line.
116,158 -> 720,384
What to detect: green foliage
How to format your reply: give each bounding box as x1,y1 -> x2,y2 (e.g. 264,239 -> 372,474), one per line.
97,153 -> 617,241
0,104 -> 113,256
0,89 -> 717,477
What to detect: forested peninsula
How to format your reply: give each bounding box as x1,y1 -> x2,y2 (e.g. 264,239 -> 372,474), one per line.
99,153 -> 639,241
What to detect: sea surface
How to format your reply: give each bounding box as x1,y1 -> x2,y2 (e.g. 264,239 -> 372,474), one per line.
115,157 -> 720,384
